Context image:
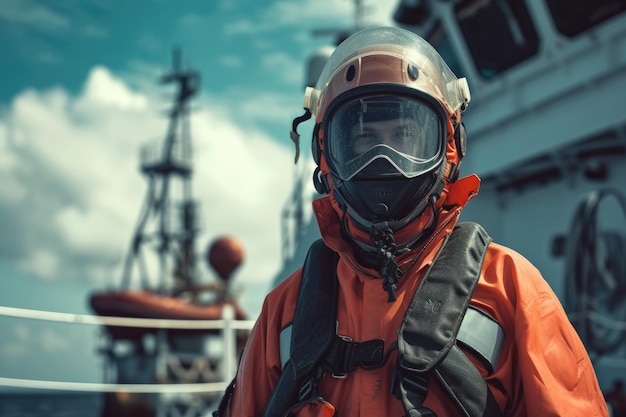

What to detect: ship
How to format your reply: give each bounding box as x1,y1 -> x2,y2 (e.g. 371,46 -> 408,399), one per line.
84,48 -> 252,417
1,1 -> 625,416
0,48 -> 256,417
275,0 -> 626,405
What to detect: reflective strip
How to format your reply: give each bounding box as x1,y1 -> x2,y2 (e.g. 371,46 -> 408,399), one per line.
457,307 -> 504,373
280,324 -> 293,370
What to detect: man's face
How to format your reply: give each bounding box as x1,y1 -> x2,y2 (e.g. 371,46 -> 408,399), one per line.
350,118 -> 421,155
325,95 -> 444,181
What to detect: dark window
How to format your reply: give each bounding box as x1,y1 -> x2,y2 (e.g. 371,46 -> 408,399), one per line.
454,0 -> 539,79
546,0 -> 626,37
394,0 -> 431,26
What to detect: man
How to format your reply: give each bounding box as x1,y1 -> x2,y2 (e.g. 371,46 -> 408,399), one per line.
218,26 -> 608,416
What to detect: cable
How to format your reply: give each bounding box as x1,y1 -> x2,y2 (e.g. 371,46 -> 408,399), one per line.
564,188 -> 626,354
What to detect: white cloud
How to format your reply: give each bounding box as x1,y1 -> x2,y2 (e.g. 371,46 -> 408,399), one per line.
231,92 -> 301,128
186,102 -> 295,286
223,19 -> 258,35
224,0 -> 396,34
0,0 -> 69,31
137,33 -> 163,54
18,249 -> 60,281
121,59 -> 167,94
82,24 -> 109,39
77,66 -> 149,111
268,0 -> 354,27
218,0 -> 352,36
0,65 -> 294,306
0,123 -> 24,202
261,52 -> 303,85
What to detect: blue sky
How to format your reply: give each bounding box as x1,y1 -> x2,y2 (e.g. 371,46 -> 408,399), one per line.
0,0 -> 397,388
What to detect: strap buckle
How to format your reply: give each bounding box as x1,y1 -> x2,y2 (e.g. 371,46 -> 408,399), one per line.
326,335 -> 385,378
331,335 -> 353,379
298,367 -> 324,401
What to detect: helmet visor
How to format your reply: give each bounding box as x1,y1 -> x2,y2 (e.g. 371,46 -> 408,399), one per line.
326,96 -> 444,181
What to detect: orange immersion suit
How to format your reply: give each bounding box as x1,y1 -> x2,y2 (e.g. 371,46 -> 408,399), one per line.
226,175 -> 609,417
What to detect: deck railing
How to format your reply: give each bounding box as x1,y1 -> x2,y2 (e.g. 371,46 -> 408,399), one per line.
0,305 -> 256,394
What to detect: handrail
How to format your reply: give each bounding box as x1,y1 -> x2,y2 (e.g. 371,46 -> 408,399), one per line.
0,305 -> 257,329
0,377 -> 229,393
0,305 -> 257,393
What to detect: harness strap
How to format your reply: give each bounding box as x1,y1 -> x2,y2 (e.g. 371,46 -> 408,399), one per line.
395,222 -> 503,417
325,336 -> 384,374
392,369 -> 437,417
397,222 -> 491,371
281,325 -> 385,375
290,240 -> 339,379
433,345 -> 502,417
262,239 -> 338,417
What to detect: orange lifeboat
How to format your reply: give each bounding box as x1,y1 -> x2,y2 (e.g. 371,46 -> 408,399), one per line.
89,290 -> 248,340
90,235 -> 250,340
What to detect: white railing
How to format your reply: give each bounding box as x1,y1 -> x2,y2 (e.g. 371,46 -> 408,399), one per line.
0,377 -> 230,394
0,305 -> 256,394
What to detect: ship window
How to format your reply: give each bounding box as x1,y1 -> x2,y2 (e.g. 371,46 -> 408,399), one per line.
427,23 -> 466,78
546,0 -> 626,37
454,0 -> 539,79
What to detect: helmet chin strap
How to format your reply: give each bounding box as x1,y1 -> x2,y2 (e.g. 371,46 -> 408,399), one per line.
340,194 -> 440,302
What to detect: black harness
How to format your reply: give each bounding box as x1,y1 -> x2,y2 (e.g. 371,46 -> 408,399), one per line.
214,222 -> 505,417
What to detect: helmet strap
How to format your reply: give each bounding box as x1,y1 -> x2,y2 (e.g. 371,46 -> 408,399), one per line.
453,121 -> 467,161
289,109 -> 312,164
313,167 -> 330,194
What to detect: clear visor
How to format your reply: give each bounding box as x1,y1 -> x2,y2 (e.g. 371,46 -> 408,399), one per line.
326,96 -> 444,181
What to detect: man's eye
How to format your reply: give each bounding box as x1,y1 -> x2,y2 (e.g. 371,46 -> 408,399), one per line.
389,130 -> 406,141
354,133 -> 376,143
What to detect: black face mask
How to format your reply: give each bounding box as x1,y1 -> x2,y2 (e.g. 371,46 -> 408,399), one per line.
331,158 -> 441,231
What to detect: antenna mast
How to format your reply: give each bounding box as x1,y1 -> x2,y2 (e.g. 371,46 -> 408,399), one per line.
120,47 -> 201,295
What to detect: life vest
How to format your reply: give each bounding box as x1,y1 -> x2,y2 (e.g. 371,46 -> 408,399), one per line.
214,222 -> 505,417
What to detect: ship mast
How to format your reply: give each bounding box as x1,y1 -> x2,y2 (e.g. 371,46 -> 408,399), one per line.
121,47 -> 201,296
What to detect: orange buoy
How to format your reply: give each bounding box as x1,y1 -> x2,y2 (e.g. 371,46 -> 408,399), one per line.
207,235 -> 245,281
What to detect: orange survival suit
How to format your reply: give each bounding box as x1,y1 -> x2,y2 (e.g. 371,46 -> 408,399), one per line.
224,25 -> 608,417
224,173 -> 608,417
